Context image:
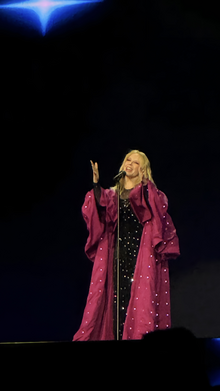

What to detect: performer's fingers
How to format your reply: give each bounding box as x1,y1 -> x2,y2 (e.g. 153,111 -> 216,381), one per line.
90,161 -> 98,171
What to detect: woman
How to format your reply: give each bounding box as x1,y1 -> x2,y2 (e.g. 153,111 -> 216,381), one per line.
73,150 -> 180,341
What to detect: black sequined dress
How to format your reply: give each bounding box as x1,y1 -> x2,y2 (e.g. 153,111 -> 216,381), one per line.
93,183 -> 148,340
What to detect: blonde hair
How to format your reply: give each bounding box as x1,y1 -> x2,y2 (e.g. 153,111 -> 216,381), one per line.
112,150 -> 156,194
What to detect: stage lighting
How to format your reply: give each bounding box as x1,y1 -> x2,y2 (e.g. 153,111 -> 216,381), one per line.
0,0 -> 103,35
205,338 -> 220,386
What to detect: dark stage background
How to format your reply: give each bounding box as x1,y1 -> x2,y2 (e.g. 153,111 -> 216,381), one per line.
0,0 -> 220,342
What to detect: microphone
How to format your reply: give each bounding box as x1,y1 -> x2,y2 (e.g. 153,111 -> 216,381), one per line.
113,170 -> 126,182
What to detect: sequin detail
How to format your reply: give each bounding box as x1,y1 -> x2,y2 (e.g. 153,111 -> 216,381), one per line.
113,193 -> 143,340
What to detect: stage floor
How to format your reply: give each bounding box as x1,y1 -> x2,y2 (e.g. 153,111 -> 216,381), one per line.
0,337 -> 217,388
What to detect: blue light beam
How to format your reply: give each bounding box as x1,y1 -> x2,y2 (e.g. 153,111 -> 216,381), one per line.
0,0 -> 103,35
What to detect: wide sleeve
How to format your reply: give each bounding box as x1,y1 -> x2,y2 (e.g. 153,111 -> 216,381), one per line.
82,187 -> 118,262
82,190 -> 105,262
147,180 -> 180,262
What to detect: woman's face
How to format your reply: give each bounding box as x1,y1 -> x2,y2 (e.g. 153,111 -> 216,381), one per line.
123,153 -> 143,178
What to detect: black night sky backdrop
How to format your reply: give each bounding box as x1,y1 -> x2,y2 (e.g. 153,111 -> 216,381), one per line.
0,0 -> 220,342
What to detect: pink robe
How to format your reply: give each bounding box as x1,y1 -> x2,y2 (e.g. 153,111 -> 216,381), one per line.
73,180 -> 180,341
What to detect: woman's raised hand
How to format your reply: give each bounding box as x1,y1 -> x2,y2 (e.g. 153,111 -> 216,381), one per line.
90,160 -> 99,183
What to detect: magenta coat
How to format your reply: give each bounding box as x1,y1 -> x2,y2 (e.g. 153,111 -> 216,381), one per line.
73,180 -> 180,341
